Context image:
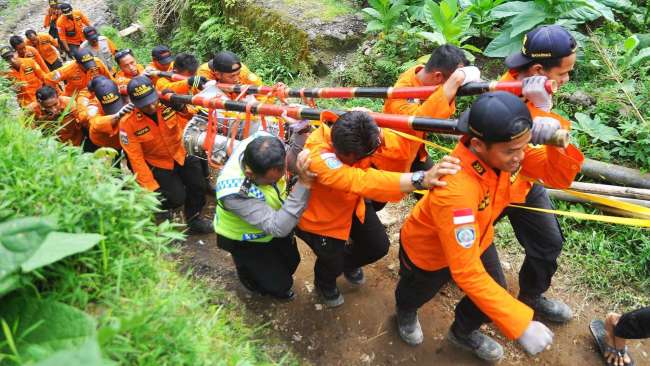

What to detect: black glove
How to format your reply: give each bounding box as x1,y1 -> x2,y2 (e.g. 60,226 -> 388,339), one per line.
187,76 -> 208,91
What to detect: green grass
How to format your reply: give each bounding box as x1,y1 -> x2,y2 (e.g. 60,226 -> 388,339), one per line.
284,0 -> 355,21
0,94 -> 296,364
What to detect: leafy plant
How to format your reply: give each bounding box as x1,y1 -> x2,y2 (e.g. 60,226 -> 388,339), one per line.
484,0 -> 624,57
361,0 -> 409,35
460,0 -> 505,38
418,0 -> 481,57
573,112 -> 625,143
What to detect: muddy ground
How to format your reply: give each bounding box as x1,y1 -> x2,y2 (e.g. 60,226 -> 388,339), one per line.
185,198 -> 650,366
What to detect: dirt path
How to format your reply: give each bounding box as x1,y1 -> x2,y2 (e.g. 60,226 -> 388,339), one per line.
184,198 -> 650,366
0,0 -> 111,42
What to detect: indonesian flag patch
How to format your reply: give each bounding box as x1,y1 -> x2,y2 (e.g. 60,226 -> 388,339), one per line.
452,208 -> 475,225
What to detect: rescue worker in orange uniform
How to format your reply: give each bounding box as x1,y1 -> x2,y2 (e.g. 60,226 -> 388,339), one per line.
488,25 -> 579,324
46,48 -> 114,98
25,29 -> 63,71
395,92 -> 584,362
145,45 -> 174,86
43,0 -> 61,43
1,45 -> 46,107
119,76 -> 213,234
114,49 -> 145,95
9,35 -> 49,74
378,45 -> 479,174
296,111 -> 462,307
197,51 -> 263,90
80,26 -> 117,74
56,3 -> 91,58
25,85 -> 85,146
81,76 -> 134,149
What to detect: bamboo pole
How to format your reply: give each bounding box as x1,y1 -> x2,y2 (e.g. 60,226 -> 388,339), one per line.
569,182 -> 650,201
547,189 -> 650,219
580,159 -> 650,189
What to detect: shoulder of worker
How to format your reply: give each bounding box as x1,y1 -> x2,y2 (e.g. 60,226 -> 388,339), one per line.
498,69 -> 517,82
394,64 -> 424,88
432,143 -> 488,202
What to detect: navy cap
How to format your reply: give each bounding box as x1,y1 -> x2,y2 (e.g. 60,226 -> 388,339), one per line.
151,45 -> 174,65
210,51 -> 241,73
127,76 -> 159,109
0,45 -> 14,59
73,48 -> 96,70
88,76 -> 124,115
459,91 -> 532,143
59,3 -> 72,14
83,26 -> 99,41
505,25 -> 577,69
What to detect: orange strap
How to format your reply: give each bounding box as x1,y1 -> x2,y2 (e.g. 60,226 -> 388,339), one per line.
242,103 -> 252,138
235,85 -> 250,101
260,114 -> 268,131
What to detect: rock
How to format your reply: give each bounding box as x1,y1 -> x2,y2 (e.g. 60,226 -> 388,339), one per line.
292,333 -> 302,342
500,260 -> 512,271
304,281 -> 314,293
196,240 -> 206,246
377,209 -> 398,227
390,232 -> 400,244
315,304 -> 323,311
360,353 -> 375,363
564,91 -> 595,107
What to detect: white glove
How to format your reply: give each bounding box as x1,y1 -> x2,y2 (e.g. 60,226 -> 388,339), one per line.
522,76 -> 552,112
518,321 -> 554,355
117,103 -> 135,118
531,116 -> 561,145
458,66 -> 481,86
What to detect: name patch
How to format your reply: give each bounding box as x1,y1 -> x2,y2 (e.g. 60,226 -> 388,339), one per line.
135,126 -> 150,136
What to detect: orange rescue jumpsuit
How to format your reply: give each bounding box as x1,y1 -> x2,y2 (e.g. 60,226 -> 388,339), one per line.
46,58 -> 114,98
21,45 -> 49,74
27,33 -> 60,66
400,138 -> 584,339
56,10 -> 91,47
118,105 -> 186,191
26,96 -> 85,145
115,64 -> 145,95
77,96 -> 121,149
4,58 -> 46,107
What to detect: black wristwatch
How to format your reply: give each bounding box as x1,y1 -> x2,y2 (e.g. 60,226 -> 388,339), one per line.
411,170 -> 426,190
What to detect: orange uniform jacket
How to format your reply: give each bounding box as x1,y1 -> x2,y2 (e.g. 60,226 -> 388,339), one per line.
56,10 -> 91,46
26,96 -> 85,145
500,70 -> 575,202
21,45 -> 49,74
27,33 -> 60,65
400,139 -> 584,340
77,96 -> 121,148
43,7 -> 61,28
297,125 -> 406,240
115,64 -> 144,94
119,105 -> 186,191
46,58 -> 114,98
197,62 -> 262,86
376,65 -> 456,172
155,76 -> 200,127
146,61 -> 173,86
4,58 -> 46,107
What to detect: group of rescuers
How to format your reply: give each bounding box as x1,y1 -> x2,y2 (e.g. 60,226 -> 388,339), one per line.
3,4 -> 649,362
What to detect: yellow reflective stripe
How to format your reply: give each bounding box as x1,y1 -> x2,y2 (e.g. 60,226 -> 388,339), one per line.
562,189 -> 650,216
388,129 -> 452,153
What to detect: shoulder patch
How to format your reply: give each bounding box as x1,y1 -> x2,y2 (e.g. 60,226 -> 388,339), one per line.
134,126 -> 150,136
119,130 -> 129,145
320,152 -> 342,170
478,193 -> 490,211
455,225 -> 476,249
452,208 -> 475,225
161,106 -> 176,120
471,161 -> 485,175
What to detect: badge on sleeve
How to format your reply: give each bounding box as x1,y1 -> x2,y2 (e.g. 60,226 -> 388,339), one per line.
455,225 -> 476,249
119,130 -> 129,145
320,152 -> 342,170
452,208 -> 475,225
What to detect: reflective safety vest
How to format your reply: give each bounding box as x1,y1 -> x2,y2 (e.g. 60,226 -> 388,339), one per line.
215,131 -> 287,243
81,37 -> 114,72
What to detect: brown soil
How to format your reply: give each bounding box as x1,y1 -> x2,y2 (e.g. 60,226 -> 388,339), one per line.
183,199 -> 650,366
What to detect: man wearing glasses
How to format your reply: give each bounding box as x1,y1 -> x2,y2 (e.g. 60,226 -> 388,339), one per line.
295,111 -> 462,307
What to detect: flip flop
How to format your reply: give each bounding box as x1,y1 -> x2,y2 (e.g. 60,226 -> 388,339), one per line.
590,320 -> 636,366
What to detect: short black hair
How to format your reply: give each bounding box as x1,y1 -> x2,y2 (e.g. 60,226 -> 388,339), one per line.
242,136 -> 286,175
331,111 -> 380,159
9,35 -> 24,48
36,85 -> 58,102
424,45 -> 470,76
25,29 -> 37,37
513,57 -> 564,73
173,53 -> 199,75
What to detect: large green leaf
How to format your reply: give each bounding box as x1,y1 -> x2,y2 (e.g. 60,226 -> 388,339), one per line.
0,296 -> 100,365
507,10 -> 547,37
418,31 -> 447,45
630,47 -> 650,65
484,28 -> 524,57
573,113 -> 625,143
21,232 -> 102,272
0,217 -> 56,281
490,1 -> 537,19
33,340 -> 112,366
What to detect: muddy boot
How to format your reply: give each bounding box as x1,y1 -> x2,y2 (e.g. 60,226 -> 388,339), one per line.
447,324 -> 504,363
344,267 -> 365,285
396,309 -> 423,346
187,216 -> 215,234
317,285 -> 344,308
521,295 -> 573,323
270,289 -> 296,301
